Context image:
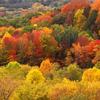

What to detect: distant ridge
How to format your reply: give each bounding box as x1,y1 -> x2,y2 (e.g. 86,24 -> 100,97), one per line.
0,2 -> 34,9
0,0 -> 69,8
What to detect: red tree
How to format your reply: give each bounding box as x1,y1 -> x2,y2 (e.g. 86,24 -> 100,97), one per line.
31,14 -> 52,24
2,35 -> 17,61
31,30 -> 43,57
61,0 -> 89,14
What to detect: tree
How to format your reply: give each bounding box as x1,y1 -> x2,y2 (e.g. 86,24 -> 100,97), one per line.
91,0 -> 100,11
16,33 -> 29,63
41,33 -> 58,57
74,9 -> 87,30
52,13 -> 66,24
61,0 -> 89,14
84,10 -> 98,30
31,14 -> 52,25
31,30 -> 43,57
61,26 -> 79,48
2,32 -> 17,61
70,0 -> 89,9
0,47 -> 9,66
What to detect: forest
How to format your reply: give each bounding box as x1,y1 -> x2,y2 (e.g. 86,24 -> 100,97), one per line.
0,0 -> 100,100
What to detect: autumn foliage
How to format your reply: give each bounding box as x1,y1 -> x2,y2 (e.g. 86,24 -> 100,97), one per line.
31,14 -> 52,24
91,0 -> 100,11
0,1 -> 100,100
0,0 -> 100,67
61,0 -> 89,14
40,59 -> 53,75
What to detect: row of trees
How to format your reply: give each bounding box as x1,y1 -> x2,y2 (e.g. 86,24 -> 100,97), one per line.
0,25 -> 100,67
0,0 -> 40,4
0,0 -> 100,67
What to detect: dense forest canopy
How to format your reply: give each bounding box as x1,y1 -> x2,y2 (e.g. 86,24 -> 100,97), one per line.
0,0 -> 100,100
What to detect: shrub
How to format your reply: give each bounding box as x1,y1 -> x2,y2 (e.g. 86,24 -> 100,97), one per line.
71,93 -> 88,100
48,78 -> 100,100
94,61 -> 100,69
0,62 -> 30,79
48,78 -> 78,100
21,65 -> 31,75
0,67 -> 8,78
49,65 -> 68,79
9,82 -> 49,100
82,67 -> 100,82
79,81 -> 100,100
66,64 -> 83,81
6,61 -> 21,70
0,77 -> 21,100
26,68 -> 45,84
6,63 -> 28,79
7,65 -> 31,80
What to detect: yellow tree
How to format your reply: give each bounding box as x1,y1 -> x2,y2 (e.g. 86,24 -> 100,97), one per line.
74,9 -> 87,30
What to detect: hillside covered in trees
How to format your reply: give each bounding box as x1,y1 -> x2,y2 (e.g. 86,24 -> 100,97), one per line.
0,0 -> 100,100
0,0 -> 69,8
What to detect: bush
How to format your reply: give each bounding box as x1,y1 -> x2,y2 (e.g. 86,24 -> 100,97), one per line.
66,64 -> 83,81
49,65 -> 68,79
0,77 -> 21,100
48,78 -> 100,100
26,68 -> 45,84
0,63 -> 30,79
48,78 -> 78,100
71,93 -> 88,100
6,65 -> 31,79
79,81 -> 100,100
9,82 -> 49,100
0,67 -> 8,78
94,62 -> 100,69
82,67 -> 100,82
6,61 -> 21,70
